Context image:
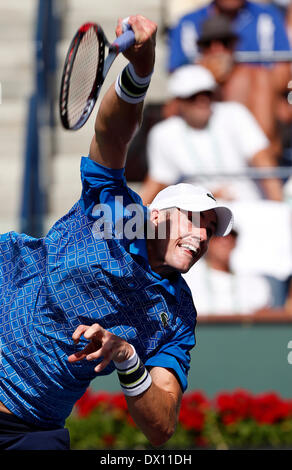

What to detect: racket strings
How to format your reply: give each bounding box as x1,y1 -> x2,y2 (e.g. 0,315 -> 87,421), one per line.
67,27 -> 100,127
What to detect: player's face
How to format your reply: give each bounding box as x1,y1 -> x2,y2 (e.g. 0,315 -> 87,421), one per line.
151,208 -> 217,274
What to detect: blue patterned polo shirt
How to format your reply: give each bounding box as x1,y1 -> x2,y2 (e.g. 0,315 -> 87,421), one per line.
0,157 -> 196,428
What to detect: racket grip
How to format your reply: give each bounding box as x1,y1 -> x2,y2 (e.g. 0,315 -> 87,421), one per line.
111,30 -> 135,53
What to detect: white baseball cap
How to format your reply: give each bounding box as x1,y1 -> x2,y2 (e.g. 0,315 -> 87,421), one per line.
168,65 -> 217,99
149,183 -> 233,237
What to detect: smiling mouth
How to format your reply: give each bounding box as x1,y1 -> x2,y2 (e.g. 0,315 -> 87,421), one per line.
179,242 -> 200,258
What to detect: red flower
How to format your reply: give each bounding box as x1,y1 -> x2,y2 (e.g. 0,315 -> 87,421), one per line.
179,390 -> 209,432
110,393 -> 128,412
214,390 -> 292,426
180,408 -> 205,431
126,414 -> 137,427
195,435 -> 209,447
250,392 -> 292,424
75,389 -> 111,417
221,414 -> 239,426
102,433 -> 116,447
215,389 -> 252,425
73,388 -> 292,436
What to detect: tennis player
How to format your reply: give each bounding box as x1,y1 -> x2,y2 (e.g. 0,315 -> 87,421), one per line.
0,15 -> 233,450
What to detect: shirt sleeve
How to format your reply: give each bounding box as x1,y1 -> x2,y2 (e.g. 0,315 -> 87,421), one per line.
79,156 -> 143,215
79,156 -> 126,216
228,102 -> 270,162
147,123 -> 182,185
145,320 -> 196,392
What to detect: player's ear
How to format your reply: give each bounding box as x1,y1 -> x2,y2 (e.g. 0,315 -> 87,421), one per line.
149,208 -> 160,227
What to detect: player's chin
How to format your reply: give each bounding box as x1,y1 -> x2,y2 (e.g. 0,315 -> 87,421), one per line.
178,261 -> 196,274
174,255 -> 197,274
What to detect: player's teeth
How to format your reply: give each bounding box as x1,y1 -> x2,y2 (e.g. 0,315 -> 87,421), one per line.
181,244 -> 198,253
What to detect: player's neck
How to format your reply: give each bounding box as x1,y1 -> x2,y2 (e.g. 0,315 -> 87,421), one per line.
146,238 -> 177,277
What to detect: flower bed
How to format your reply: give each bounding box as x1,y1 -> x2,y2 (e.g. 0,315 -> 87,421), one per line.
66,389 -> 292,449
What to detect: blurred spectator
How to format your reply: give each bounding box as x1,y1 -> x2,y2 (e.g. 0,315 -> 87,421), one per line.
182,228 -> 272,315
275,77 -> 292,170
162,0 -> 211,30
270,2 -> 292,174
140,65 -> 283,205
167,0 -> 292,157
167,0 -> 291,73
286,0 -> 292,45
195,14 -> 277,149
285,277 -> 292,313
196,14 -> 239,86
263,1 -> 292,172
227,198 -> 292,308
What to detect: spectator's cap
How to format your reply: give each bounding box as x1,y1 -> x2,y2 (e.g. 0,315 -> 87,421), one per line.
149,183 -> 234,237
168,65 -> 216,99
197,14 -> 238,47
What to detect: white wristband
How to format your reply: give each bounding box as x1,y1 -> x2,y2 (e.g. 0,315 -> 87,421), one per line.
115,63 -> 152,104
114,345 -> 152,397
113,344 -> 136,370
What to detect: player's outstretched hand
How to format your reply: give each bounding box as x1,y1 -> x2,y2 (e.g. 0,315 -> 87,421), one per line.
68,323 -> 134,373
116,15 -> 157,77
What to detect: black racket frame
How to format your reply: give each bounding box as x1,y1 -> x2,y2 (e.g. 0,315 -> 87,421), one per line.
59,23 -> 107,130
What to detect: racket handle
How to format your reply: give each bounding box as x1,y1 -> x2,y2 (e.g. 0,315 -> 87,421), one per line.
111,30 -> 135,53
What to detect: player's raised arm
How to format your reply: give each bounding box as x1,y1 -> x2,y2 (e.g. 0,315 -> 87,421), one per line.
89,15 -> 157,169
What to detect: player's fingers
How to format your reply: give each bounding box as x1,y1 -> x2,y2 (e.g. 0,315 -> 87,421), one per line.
86,348 -> 104,362
127,15 -> 157,44
68,340 -> 102,363
86,340 -> 112,361
68,351 -> 87,363
72,324 -> 90,343
83,323 -> 105,341
94,355 -> 112,373
115,17 -> 123,37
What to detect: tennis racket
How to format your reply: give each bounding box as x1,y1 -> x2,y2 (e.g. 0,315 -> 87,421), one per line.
59,22 -> 135,130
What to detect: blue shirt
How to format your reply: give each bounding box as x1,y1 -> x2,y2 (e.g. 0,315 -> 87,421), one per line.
0,157 -> 196,428
168,1 -> 291,71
